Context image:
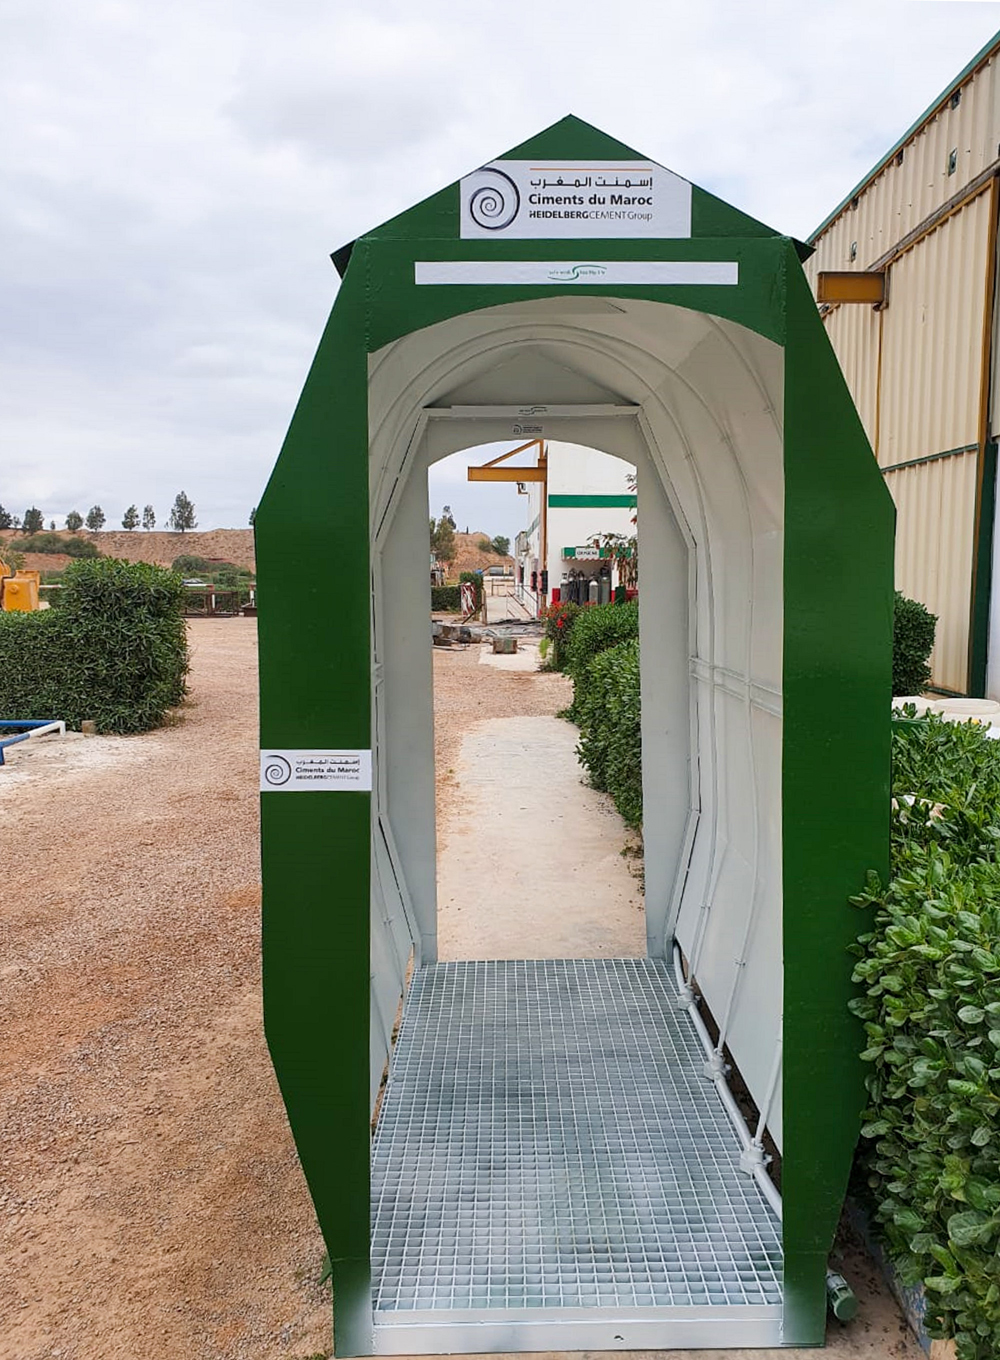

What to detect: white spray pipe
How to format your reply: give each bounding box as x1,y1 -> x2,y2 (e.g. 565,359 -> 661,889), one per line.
672,943 -> 782,1221
754,1035 -> 783,1147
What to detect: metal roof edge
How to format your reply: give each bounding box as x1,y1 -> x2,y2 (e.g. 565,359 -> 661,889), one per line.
807,28 -> 1000,245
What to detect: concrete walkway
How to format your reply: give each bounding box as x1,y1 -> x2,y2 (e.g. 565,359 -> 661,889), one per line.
437,714 -> 644,960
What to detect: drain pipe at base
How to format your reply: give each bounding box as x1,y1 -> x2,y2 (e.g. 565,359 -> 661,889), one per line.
672,943 -> 782,1221
672,945 -> 860,1322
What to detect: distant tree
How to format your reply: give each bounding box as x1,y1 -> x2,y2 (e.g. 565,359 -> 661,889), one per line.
441,504 -> 456,528
65,509 -> 83,531
249,506 -> 257,527
477,538 -> 492,553
85,505 -> 106,531
167,491 -> 197,533
142,504 -> 156,530
122,504 -> 139,530
430,512 -> 457,564
49,520 -> 55,531
490,535 -> 510,556
0,505 -> 12,529
23,507 -> 44,534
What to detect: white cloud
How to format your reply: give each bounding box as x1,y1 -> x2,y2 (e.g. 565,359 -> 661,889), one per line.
2,0 -> 999,528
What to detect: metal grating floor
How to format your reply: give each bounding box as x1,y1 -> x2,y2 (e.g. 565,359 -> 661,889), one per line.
370,958 -> 782,1323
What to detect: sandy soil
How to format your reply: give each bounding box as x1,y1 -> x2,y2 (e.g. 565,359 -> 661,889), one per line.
4,524 -> 512,579
0,619 -> 327,1360
438,530 -> 514,580
0,621 -> 923,1360
0,528 -> 256,572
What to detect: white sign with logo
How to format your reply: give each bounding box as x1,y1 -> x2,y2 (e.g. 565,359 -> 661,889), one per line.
460,160 -> 691,240
415,261 -> 737,287
260,749 -> 372,792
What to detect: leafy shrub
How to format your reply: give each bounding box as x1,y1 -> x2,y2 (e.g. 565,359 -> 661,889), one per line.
0,557 -> 188,733
574,638 -> 642,827
563,599 -> 639,683
540,600 -> 582,670
431,585 -> 460,612
13,532 -> 100,557
850,714 -> 1000,1359
476,538 -> 492,554
894,591 -> 937,695
172,553 -> 214,576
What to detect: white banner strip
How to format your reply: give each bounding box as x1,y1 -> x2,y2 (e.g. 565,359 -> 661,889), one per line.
415,261 -> 738,287
260,749 -> 372,792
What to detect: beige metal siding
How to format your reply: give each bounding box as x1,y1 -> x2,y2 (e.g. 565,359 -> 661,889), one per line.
805,50 -> 1000,280
815,196 -> 991,690
877,190 -> 991,468
820,300 -> 880,445
805,51 -> 1000,695
886,451 -> 978,692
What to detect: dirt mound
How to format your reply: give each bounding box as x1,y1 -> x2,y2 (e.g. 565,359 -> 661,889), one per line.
446,531 -> 514,580
0,528 -> 256,573
22,552 -> 73,572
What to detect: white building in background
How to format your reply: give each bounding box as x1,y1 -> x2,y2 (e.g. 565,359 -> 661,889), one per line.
515,443 -> 636,611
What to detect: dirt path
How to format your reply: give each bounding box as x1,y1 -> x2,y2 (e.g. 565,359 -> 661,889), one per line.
0,623 -> 922,1360
436,714 -> 644,959
0,620 -> 328,1360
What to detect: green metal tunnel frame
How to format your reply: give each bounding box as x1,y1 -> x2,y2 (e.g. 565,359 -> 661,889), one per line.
255,117 -> 894,1353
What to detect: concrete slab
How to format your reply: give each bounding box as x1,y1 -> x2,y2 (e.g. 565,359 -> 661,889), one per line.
477,640 -> 542,671
436,714 -> 644,960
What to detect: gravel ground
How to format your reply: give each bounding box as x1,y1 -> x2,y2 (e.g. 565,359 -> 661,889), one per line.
0,620 -> 328,1360
0,622 -> 921,1360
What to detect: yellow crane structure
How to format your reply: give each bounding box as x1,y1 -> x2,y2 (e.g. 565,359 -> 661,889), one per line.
0,557 -> 41,611
467,438 -> 547,568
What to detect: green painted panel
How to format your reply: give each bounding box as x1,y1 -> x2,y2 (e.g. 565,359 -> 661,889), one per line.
548,494 -> 637,508
360,234 -> 788,353
781,247 -> 894,1342
969,440 -> 996,698
258,123 -> 893,1354
349,115 -> 787,255
256,271 -> 374,1353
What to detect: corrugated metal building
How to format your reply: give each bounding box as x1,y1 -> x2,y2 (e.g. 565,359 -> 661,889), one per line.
805,31 -> 1000,695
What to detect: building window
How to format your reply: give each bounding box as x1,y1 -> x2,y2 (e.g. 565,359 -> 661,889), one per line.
948,148 -> 958,176
849,241 -> 858,262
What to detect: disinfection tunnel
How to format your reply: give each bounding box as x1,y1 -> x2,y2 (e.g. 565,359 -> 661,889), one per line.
256,118 -> 893,1354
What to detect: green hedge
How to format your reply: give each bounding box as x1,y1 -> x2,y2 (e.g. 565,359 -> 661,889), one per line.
894,591 -> 937,695
563,599 -> 639,685
10,531 -> 100,557
431,585 -> 460,612
850,714 -> 1000,1359
573,637 -> 642,828
0,558 -> 188,733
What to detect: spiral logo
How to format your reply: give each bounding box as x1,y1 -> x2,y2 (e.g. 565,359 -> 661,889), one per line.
263,754 -> 291,786
467,168 -> 520,231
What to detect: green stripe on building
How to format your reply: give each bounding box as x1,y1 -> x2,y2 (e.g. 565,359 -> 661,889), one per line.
547,494 -> 637,508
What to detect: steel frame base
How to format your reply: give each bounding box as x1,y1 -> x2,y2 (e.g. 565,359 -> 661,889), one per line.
370,959 -> 783,1353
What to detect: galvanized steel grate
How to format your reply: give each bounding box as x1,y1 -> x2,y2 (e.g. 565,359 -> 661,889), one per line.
371,959 -> 782,1314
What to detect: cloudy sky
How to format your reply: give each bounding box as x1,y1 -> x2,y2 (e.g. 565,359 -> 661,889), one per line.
3,1 -> 1000,539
